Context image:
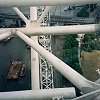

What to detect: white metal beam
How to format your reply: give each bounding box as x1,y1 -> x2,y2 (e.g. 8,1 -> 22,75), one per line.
0,0 -> 99,7
38,6 -> 51,24
16,31 -> 100,94
0,28 -> 11,34
0,88 -> 76,100
0,31 -> 12,41
19,24 -> 100,35
31,36 -> 40,90
13,7 -> 28,24
30,7 -> 37,21
30,7 -> 40,90
0,24 -> 99,35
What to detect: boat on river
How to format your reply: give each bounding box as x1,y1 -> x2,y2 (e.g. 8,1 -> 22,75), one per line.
7,61 -> 26,80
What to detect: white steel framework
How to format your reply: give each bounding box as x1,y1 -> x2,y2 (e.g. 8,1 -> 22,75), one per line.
0,24 -> 100,35
0,0 -> 100,100
0,0 -> 99,7
39,35 -> 54,89
0,88 -> 76,100
38,8 -> 54,89
30,7 -> 40,90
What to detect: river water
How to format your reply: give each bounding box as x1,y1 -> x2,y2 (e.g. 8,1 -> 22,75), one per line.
0,37 -> 31,92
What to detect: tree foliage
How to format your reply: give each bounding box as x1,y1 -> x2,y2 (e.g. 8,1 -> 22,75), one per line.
82,33 -> 100,52
63,34 -> 83,75
63,35 -> 83,95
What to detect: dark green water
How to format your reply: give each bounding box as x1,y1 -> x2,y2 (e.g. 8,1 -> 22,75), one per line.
0,37 -> 31,92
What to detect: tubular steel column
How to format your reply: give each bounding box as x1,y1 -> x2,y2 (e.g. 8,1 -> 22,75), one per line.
0,88 -> 76,100
30,7 -> 40,90
0,31 -> 12,41
0,0 -> 99,7
13,7 -> 28,24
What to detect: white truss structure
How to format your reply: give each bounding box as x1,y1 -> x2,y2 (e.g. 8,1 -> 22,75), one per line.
39,10 -> 54,89
39,35 -> 54,89
0,0 -> 100,100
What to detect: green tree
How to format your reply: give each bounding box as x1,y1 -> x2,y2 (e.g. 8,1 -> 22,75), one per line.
72,63 -> 83,75
82,33 -> 98,52
72,47 -> 78,56
72,55 -> 79,64
63,34 -> 83,75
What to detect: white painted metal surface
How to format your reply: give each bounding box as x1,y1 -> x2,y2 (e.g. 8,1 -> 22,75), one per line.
0,31 -> 12,41
0,29 -> 11,34
0,88 -> 76,100
13,7 -> 28,23
0,24 -> 100,35
30,7 -> 37,21
30,7 -> 40,90
19,24 -> 100,35
16,31 -> 100,94
0,0 -> 100,99
0,0 -> 99,7
31,35 -> 40,90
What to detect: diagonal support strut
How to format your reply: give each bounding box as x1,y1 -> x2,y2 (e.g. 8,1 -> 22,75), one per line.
16,31 -> 100,94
